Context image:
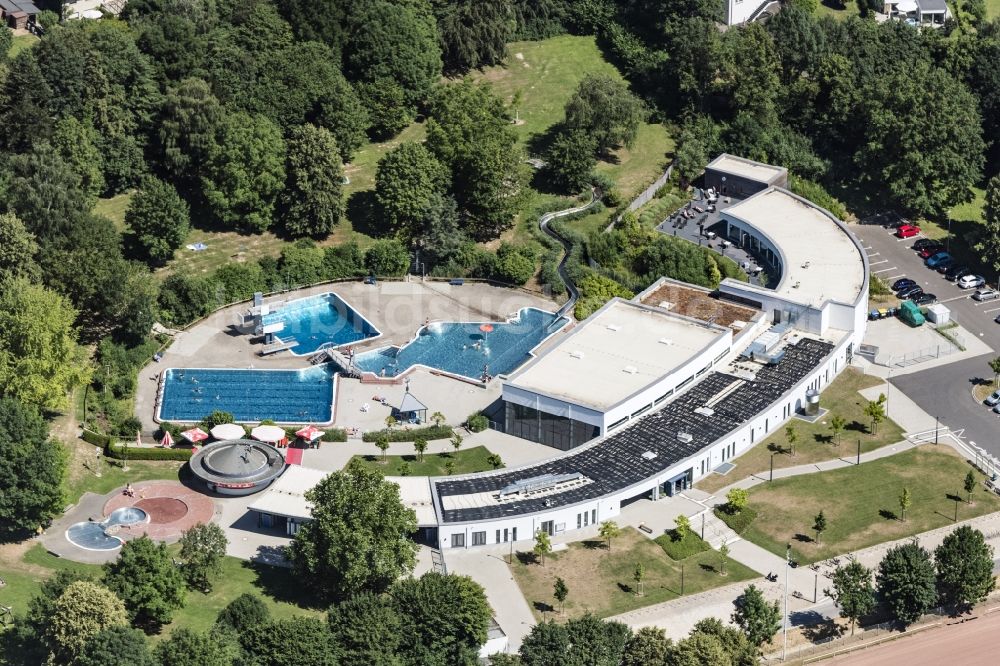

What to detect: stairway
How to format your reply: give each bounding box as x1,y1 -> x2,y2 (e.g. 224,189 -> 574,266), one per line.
696,508 -> 742,550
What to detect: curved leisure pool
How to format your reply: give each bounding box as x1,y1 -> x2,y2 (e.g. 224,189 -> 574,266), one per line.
353,308 -> 567,381
65,507 -> 148,551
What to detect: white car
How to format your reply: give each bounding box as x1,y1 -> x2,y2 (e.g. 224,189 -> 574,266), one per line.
987,390 -> 1000,407
973,289 -> 1000,302
958,274 -> 986,289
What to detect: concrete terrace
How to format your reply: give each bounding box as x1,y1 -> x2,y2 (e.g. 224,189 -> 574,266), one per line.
135,280 -> 561,432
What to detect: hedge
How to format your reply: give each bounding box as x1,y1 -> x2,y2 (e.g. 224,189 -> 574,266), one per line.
362,425 -> 454,443
321,428 -> 347,442
82,428 -> 112,448
105,443 -> 193,461
713,506 -> 758,535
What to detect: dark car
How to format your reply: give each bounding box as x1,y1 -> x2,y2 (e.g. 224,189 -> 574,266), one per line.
935,258 -> 956,273
945,265 -> 971,281
913,238 -> 939,251
919,244 -> 945,259
898,285 -> 924,299
892,278 -> 916,291
912,293 -> 937,305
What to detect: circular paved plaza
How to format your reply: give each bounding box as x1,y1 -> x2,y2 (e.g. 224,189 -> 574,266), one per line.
103,481 -> 216,541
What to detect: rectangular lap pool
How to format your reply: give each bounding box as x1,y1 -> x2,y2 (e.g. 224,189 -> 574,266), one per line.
262,292 -> 380,355
158,365 -> 336,424
353,308 -> 567,382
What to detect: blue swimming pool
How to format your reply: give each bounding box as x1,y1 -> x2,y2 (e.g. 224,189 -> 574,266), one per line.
158,365 -> 336,423
353,308 -> 566,381
66,507 -> 148,551
262,292 -> 380,355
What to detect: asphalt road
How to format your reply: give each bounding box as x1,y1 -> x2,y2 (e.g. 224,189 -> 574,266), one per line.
822,609 -> 1000,665
891,356 -> 1000,457
852,222 -> 1000,351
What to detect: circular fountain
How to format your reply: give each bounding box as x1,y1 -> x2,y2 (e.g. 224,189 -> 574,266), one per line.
65,506 -> 149,551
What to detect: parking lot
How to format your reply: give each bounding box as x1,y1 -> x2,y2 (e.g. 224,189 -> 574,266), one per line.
852,220 -> 1000,454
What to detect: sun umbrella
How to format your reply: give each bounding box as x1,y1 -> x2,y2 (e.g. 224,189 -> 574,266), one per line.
210,423 -> 245,440
160,430 -> 174,448
295,425 -> 324,442
251,424 -> 286,443
181,427 -> 208,443
479,323 -> 494,333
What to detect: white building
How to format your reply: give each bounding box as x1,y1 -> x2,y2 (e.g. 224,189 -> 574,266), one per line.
725,0 -> 781,26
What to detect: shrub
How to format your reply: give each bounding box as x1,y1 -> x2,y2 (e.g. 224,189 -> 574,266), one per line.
321,428 -> 348,442
714,506 -> 757,535
105,443 -> 193,461
115,417 -> 143,437
200,410 -> 235,431
467,413 -> 489,433
788,175 -> 848,221
82,428 -> 112,448
361,425 -> 453,442
654,531 -> 710,560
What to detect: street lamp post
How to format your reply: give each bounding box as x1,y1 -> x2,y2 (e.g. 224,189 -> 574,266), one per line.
783,543 -> 790,661
770,452 -> 775,482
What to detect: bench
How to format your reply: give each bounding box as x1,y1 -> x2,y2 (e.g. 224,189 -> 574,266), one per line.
638,524 -> 653,534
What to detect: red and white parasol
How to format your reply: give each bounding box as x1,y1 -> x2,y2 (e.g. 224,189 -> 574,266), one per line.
181,427 -> 209,443
295,425 -> 325,442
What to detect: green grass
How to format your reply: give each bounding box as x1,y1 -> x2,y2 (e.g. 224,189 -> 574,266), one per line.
9,33 -> 38,59
949,185 -> 986,226
987,0 -> 1000,18
93,192 -> 134,232
63,454 -> 185,507
654,530 -> 711,560
343,121 -> 427,198
511,527 -> 755,620
697,368 -> 903,493
349,445 -> 498,476
741,446 -> 1000,564
816,0 -> 860,19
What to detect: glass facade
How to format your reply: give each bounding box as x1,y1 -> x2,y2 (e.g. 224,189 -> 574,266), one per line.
504,402 -> 600,451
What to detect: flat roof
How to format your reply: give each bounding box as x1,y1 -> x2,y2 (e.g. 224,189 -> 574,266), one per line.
248,465 -> 329,519
723,188 -> 865,308
386,476 -> 438,526
506,300 -> 728,411
638,280 -> 760,329
706,154 -> 786,184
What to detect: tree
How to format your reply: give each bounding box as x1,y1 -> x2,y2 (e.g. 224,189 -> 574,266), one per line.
77,625 -> 156,666
813,510 -> 827,545
899,487 -> 911,522
51,117 -> 105,201
365,239 -> 410,276
989,355 -> 1000,388
621,626 -> 672,666
785,424 -> 798,456
157,77 -> 224,181
156,628 -> 235,666
125,176 -> 190,265
719,541 -> 730,576
214,593 -> 270,635
355,77 -> 414,140
287,459 -> 418,601
671,632 -> 732,666
201,112 -> 286,232
633,562 -> 645,596
328,592 -> 403,666
975,176 -> 1000,276
450,433 -> 463,454
280,124 -> 345,238
385,414 -> 397,432
487,453 -> 504,469
553,577 -> 568,614
49,581 -> 128,664
864,394 -> 886,435
726,488 -> 749,513
375,434 -> 390,462
431,411 -> 445,427
445,461 -> 456,476
533,528 -> 552,566
599,520 -> 621,551
563,74 -> 647,155
239,617 -> 337,666
414,437 -> 427,462
0,397 -> 66,540
827,559 -> 876,635
829,414 -> 846,445
0,279 -> 92,411
0,52 -> 53,152
519,615 -> 630,666
683,616 -> 758,665
675,514 -> 692,540
934,525 -> 996,611
732,584 -> 781,649
179,522 -> 228,592
374,142 -> 451,241
393,572 -> 491,665
543,129 -> 597,193
104,535 -> 186,630
876,541 -> 937,625
314,75 -> 370,163
434,0 -> 511,74
0,213 -> 39,281
964,470 -> 977,505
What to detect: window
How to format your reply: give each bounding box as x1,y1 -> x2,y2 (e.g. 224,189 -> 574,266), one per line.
592,509 -> 597,524
496,529 -> 501,543
472,531 -> 486,546
512,527 -> 517,541
452,533 -> 465,548
577,513 -> 582,529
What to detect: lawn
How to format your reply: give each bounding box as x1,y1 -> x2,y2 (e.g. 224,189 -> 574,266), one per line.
511,527 -> 755,620
93,191 -> 134,231
9,33 -> 38,58
741,446 -> 1000,564
696,368 -> 903,494
815,0 -> 860,19
63,454 -> 186,507
350,445 -> 497,476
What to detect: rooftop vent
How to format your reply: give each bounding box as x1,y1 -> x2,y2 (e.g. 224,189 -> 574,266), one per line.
677,432 -> 693,443
793,281 -> 801,289
641,451 -> 658,460
569,350 -> 585,359
694,406 -> 715,417
623,365 -> 638,374
658,338 -> 674,346
606,324 -> 621,332
658,301 -> 675,310
801,261 -> 811,269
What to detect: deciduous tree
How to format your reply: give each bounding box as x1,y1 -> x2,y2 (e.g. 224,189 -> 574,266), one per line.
563,74 -> 646,155
829,414 -> 846,445
621,626 -> 672,666
934,525 -> 996,611
157,78 -> 224,181
864,394 -> 886,435
876,541 -> 937,625
599,520 -> 621,551
732,584 -> 781,649
553,577 -> 568,614
964,470 -> 977,504
543,129 -> 597,193
533,528 -> 552,566
156,627 -> 235,666
365,239 -> 410,277
104,535 -> 186,631
280,124 -> 345,238
328,591 -> 403,666
827,558 -> 875,635
375,142 -> 450,240
813,510 -> 827,544
433,0 -> 511,73
77,625 -> 156,666
126,175 -> 190,265
899,487 -> 911,522
49,581 -> 128,664
179,522 -> 228,592
393,572 -> 491,665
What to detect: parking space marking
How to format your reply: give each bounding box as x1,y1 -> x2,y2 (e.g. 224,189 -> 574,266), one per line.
867,252 -> 880,257
869,259 -> 888,266
984,306 -> 1000,314
872,266 -> 897,273
939,295 -> 970,304
886,274 -> 905,281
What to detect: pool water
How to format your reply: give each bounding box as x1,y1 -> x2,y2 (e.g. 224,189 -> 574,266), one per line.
66,507 -> 148,551
262,292 -> 380,355
159,365 -> 335,423
353,308 -> 566,381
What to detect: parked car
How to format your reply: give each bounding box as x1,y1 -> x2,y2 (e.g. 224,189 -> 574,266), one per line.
935,258 -> 956,273
995,313 -> 1000,324
896,224 -> 921,238
958,275 -> 986,289
892,278 -> 916,291
898,285 -> 924,299
913,238 -> 939,251
926,252 -> 952,268
911,292 -> 937,305
994,404 -> 1000,415
919,244 -> 945,259
985,390 -> 1000,407
944,265 -> 971,281
973,289 -> 1000,302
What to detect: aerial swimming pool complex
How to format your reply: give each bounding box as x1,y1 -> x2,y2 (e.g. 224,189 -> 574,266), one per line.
261,292 -> 380,355
158,365 -> 336,424
353,308 -> 567,381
